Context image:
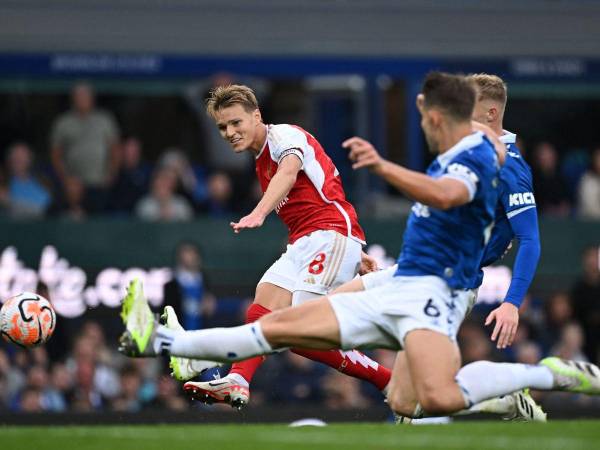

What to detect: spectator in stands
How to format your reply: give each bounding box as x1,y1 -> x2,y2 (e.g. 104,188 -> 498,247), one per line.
540,291 -> 573,350
157,148 -> 208,210
163,241 -> 216,330
45,363 -> 73,412
16,387 -> 43,412
0,349 -> 11,409
52,175 -> 87,221
273,352 -> 325,405
571,246 -> 600,363
24,365 -> 64,412
458,320 -> 494,364
146,375 -> 187,411
531,142 -> 571,216
201,171 -> 234,217
514,341 -> 543,365
66,334 -> 119,411
322,370 -> 371,409
4,350 -> 27,406
135,168 -> 194,221
50,82 -> 120,214
108,137 -> 151,215
2,142 -> 52,219
551,322 -> 589,362
111,365 -> 143,412
577,147 -> 600,219
78,321 -> 116,370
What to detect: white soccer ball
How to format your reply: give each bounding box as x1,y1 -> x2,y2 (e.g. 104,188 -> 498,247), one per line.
0,292 -> 56,347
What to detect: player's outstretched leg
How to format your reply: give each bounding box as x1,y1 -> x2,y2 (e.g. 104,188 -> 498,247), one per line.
183,295 -> 391,409
184,348 -> 392,410
453,358 -> 600,415
292,348 -> 392,393
162,306 -> 221,380
119,283 -> 272,364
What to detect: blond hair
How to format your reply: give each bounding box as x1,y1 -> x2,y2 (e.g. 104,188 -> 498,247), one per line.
205,84 -> 259,118
468,73 -> 507,107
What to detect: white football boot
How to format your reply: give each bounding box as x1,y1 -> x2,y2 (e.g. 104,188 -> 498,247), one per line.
184,373 -> 250,410
461,389 -> 546,422
540,357 -> 600,394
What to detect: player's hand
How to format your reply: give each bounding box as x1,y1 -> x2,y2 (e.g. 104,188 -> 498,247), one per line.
230,211 -> 266,233
358,251 -> 379,275
485,302 -> 519,349
471,121 -> 506,166
342,137 -> 384,172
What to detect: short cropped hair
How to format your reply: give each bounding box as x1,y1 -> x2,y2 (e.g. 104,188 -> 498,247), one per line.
422,72 -> 475,122
468,73 -> 507,106
205,84 -> 259,118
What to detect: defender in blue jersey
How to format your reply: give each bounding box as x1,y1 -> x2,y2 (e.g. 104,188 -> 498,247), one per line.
119,73 -> 600,420
469,73 -> 541,350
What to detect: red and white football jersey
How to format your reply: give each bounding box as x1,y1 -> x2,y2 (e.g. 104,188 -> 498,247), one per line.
255,124 -> 365,244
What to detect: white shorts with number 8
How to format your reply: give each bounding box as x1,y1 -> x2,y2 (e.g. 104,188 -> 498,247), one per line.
258,230 -> 362,305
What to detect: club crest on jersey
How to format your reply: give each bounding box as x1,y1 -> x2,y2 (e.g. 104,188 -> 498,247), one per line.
411,202 -> 430,218
446,163 -> 479,184
508,192 -> 535,207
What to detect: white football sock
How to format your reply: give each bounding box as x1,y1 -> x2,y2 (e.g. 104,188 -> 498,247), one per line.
455,361 -> 553,407
226,373 -> 250,387
454,396 -> 513,416
159,323 -> 273,362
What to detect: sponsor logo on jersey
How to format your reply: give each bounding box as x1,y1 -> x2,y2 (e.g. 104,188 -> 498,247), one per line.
508,192 -> 536,207
275,196 -> 290,214
447,163 -> 479,184
507,151 -> 521,159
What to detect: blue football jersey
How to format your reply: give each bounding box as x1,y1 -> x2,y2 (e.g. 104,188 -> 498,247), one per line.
474,132 -> 537,286
395,132 -> 500,289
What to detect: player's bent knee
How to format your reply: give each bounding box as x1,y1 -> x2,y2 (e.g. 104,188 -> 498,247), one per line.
387,392 -> 417,417
417,388 -> 455,416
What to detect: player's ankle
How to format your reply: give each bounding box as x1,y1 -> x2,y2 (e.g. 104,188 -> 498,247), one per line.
228,372 -> 250,387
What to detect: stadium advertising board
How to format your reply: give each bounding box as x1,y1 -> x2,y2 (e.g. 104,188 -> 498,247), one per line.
0,246 -> 171,318
0,244 -> 510,319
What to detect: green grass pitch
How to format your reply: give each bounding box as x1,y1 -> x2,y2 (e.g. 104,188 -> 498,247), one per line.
2,421 -> 600,450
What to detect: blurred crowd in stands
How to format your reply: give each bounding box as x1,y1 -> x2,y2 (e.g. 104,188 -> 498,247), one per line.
0,81 -> 261,222
0,81 -> 599,222
1,242 -> 598,414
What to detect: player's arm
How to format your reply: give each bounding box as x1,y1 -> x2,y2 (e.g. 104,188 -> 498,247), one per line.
230,154 -> 302,233
343,137 -> 471,210
485,207 -> 541,349
359,251 -> 378,275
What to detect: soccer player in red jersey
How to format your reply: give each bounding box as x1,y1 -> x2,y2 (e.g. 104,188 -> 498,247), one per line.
166,84 -> 391,408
